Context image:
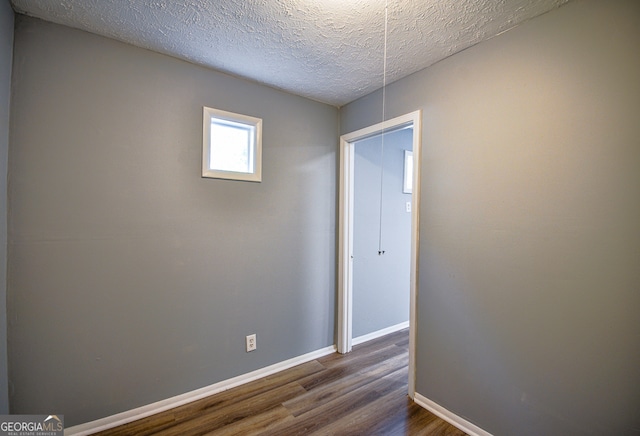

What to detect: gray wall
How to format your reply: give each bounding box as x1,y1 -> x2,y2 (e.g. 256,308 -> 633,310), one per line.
342,0 -> 640,434
0,0 -> 12,414
353,128 -> 411,337
9,16 -> 338,426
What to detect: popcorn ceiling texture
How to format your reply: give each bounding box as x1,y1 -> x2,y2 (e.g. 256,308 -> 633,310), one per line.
11,0 -> 570,106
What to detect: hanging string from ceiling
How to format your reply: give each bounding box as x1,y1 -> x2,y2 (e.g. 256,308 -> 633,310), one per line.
378,0 -> 389,256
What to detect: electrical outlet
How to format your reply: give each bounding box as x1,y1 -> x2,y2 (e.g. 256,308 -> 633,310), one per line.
405,202 -> 412,213
246,334 -> 257,352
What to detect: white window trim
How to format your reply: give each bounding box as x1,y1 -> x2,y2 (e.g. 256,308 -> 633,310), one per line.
202,106 -> 263,182
403,150 -> 413,194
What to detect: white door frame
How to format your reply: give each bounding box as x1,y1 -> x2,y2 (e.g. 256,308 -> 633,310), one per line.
338,110 -> 422,397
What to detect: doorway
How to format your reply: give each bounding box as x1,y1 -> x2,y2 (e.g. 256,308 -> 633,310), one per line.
352,127 -> 412,343
338,110 -> 421,397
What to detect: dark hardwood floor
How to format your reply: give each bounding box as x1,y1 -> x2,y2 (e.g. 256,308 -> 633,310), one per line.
95,329 -> 466,435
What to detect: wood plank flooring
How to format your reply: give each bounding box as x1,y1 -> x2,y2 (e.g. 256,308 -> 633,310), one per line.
95,329 -> 466,435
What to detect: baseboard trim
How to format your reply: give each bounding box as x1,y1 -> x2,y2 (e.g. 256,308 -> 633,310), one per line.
413,392 -> 493,436
352,320 -> 409,346
65,344 -> 337,436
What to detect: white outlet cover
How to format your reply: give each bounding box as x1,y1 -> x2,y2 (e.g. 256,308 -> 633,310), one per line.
246,334 -> 257,352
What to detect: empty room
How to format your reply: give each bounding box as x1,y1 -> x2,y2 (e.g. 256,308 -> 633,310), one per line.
0,0 -> 638,434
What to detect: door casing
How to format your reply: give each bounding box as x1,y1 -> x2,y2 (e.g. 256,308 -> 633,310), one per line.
337,110 -> 422,397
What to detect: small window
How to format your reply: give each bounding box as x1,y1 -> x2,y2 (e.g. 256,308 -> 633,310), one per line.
203,106 -> 262,182
403,150 -> 413,193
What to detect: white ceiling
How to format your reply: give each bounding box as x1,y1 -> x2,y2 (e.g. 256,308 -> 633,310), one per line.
10,0 -> 570,107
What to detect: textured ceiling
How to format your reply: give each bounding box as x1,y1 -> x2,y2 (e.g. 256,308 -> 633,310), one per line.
10,0 -> 570,107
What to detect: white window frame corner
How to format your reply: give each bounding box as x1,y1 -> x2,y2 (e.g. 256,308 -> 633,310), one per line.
403,150 -> 413,194
202,106 -> 263,182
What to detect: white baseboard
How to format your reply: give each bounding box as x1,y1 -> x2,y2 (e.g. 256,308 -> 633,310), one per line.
352,320 -> 409,346
65,344 -> 337,436
414,392 -> 493,436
